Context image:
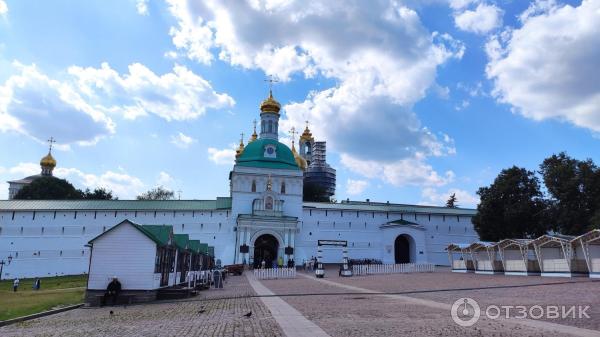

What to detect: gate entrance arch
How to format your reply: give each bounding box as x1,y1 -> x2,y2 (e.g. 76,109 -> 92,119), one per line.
253,234 -> 279,269
394,234 -> 412,264
315,240 -> 352,278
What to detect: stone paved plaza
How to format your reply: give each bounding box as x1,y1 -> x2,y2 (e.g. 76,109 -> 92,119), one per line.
2,268 -> 600,337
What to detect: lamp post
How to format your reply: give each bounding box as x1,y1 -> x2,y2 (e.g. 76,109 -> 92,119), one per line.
0,254 -> 12,281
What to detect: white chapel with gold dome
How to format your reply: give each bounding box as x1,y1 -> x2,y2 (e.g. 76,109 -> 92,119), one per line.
0,91 -> 479,279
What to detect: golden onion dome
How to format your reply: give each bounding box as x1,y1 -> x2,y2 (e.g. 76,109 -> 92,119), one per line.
300,124 -> 314,142
291,143 -> 307,171
260,90 -> 281,114
40,152 -> 56,168
235,138 -> 245,158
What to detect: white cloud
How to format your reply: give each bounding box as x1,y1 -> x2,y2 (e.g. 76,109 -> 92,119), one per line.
136,0 -> 149,15
346,179 -> 369,196
0,0 -> 7,15
207,146 -> 236,165
449,0 -> 478,10
170,132 -> 196,148
167,1 -> 464,187
0,63 -> 115,145
486,0 -> 600,132
454,3 -> 503,34
156,171 -> 174,188
420,187 -> 479,208
0,162 -> 146,199
68,62 -> 235,121
341,153 -> 454,187
55,167 -> 145,199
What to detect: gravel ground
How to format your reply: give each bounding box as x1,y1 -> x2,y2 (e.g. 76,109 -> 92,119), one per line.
260,266 -> 600,336
0,275 -> 283,337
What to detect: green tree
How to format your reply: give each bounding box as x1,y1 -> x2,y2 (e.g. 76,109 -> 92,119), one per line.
472,166 -> 547,241
539,152 -> 600,235
446,193 -> 458,208
303,182 -> 331,202
82,187 -> 117,200
136,186 -> 175,200
14,177 -> 83,200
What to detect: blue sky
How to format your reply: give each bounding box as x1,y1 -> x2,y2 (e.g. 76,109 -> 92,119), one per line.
0,0 -> 598,207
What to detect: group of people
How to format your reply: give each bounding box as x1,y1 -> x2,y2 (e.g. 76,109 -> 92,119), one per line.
302,256 -> 318,271
11,278 -> 40,292
258,257 -> 296,269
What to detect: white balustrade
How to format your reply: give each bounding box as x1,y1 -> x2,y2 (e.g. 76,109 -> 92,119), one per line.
351,263 -> 435,276
253,267 -> 297,280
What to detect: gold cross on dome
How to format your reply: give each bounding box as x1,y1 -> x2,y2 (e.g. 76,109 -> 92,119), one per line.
240,132 -> 244,143
289,127 -> 297,142
47,137 -> 56,153
264,75 -> 279,93
252,119 -> 257,132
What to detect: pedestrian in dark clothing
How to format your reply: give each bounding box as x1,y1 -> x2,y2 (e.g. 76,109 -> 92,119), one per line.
13,278 -> 19,292
103,277 -> 122,306
33,278 -> 41,290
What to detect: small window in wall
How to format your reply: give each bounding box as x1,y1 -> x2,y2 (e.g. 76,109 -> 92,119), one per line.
268,120 -> 273,133
82,226 -> 86,234
281,182 -> 286,194
251,180 -> 256,192
62,227 -> 65,235
41,227 -> 44,235
20,227 -> 23,235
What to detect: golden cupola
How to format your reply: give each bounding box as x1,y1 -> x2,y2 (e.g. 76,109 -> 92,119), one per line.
291,143 -> 307,171
260,90 -> 281,114
300,123 -> 314,142
235,135 -> 245,159
40,152 -> 56,176
249,120 -> 258,143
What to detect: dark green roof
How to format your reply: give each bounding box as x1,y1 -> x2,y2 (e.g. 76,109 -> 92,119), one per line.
208,246 -> 215,257
0,198 -> 231,211
188,240 -> 201,254
88,220 -> 173,246
134,224 -> 173,246
199,243 -> 209,254
389,219 -> 420,226
173,234 -> 190,251
236,138 -> 299,170
303,201 -> 476,215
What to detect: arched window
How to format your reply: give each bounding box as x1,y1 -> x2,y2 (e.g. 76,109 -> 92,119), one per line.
268,120 -> 273,133
306,142 -> 312,155
281,182 -> 286,194
251,180 -> 256,192
261,120 -> 265,133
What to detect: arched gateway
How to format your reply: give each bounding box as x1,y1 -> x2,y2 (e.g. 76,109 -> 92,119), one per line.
394,234 -> 412,264
253,234 -> 279,268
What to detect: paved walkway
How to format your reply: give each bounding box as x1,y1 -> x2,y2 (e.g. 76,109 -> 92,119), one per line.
246,273 -> 330,337
298,273 -> 600,337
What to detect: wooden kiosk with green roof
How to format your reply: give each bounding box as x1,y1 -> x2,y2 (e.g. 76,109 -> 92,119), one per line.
84,219 -> 213,306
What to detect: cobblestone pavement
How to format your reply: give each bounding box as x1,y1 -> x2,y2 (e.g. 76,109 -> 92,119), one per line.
260,267 -> 600,337
324,267 -> 600,331
0,275 -> 283,337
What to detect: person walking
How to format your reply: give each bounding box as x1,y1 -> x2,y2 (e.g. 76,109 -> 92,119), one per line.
13,278 -> 19,292
261,259 -> 266,269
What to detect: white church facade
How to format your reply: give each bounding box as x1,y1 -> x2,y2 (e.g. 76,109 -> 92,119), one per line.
0,91 -> 479,279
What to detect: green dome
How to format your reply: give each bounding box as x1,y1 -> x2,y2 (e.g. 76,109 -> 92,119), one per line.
237,138 -> 299,170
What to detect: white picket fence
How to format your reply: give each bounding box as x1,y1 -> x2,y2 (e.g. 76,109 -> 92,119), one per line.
253,267 -> 297,280
352,263 -> 435,276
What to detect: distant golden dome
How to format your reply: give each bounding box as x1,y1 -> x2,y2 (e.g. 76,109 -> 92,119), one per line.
260,90 -> 281,114
291,143 -> 307,171
40,152 -> 56,168
300,124 -> 314,142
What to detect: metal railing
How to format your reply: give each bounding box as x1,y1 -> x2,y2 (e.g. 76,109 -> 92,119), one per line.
352,263 -> 435,276
253,267 -> 297,280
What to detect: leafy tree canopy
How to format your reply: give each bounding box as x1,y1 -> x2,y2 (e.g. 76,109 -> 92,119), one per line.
136,186 -> 175,200
473,166 -> 548,241
14,177 -> 117,200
